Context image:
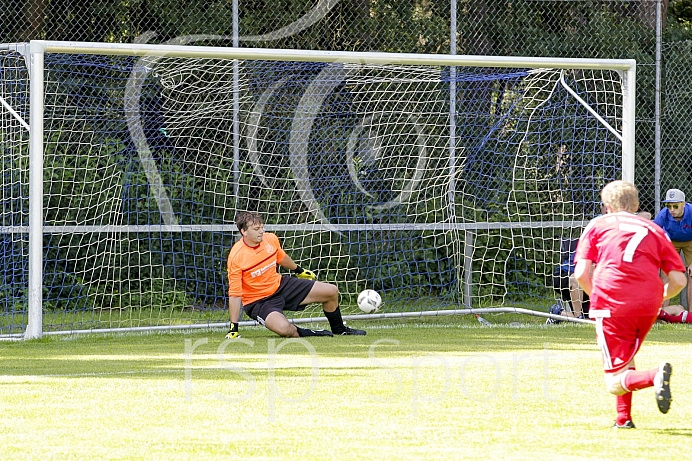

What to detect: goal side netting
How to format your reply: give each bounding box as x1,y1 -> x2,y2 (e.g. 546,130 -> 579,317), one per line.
0,42 -> 635,338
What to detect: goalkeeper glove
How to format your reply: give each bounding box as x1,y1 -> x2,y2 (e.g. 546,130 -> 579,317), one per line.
225,322 -> 241,339
293,265 -> 316,280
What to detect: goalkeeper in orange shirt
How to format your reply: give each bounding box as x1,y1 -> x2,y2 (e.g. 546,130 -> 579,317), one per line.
225,211 -> 366,339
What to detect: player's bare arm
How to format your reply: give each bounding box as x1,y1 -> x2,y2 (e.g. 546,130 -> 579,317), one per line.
574,258 -> 593,296
279,254 -> 316,280
225,296 -> 243,339
278,254 -> 298,271
663,270 -> 686,300
228,296 -> 242,323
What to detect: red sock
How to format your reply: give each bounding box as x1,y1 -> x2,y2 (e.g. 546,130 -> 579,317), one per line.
658,311 -> 692,323
621,368 -> 657,392
616,392 -> 633,425
658,311 -> 675,322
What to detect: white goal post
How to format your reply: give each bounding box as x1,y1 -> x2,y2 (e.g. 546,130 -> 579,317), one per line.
0,41 -> 635,339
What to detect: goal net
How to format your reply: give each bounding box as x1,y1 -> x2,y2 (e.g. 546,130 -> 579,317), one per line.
0,42 -> 635,338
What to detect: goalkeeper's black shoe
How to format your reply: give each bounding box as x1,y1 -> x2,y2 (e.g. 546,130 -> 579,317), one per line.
312,329 -> 334,337
307,328 -> 334,337
296,326 -> 333,337
611,420 -> 636,429
334,326 -> 366,336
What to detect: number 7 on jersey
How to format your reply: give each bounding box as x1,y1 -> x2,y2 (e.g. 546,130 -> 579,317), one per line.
619,223 -> 649,263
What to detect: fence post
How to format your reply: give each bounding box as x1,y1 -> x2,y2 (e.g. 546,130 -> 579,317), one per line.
654,0 -> 662,210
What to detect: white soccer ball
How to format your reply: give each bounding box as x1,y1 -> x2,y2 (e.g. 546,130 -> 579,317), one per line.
357,289 -> 382,314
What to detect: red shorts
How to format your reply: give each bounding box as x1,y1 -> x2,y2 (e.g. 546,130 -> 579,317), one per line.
594,314 -> 657,373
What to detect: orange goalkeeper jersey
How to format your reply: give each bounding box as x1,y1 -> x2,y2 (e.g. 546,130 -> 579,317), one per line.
227,232 -> 287,306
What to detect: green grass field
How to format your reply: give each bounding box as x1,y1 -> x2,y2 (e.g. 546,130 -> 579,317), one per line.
2,315 -> 691,460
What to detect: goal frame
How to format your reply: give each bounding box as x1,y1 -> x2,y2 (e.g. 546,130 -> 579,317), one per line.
17,41 -> 635,339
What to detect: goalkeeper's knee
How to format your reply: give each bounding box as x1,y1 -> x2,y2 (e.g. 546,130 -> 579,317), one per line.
293,265 -> 316,280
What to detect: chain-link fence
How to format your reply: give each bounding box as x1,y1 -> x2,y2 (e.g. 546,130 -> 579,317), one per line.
662,40 -> 692,202
1,0 -> 690,209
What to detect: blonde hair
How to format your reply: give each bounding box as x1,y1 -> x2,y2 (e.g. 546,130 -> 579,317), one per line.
601,180 -> 639,213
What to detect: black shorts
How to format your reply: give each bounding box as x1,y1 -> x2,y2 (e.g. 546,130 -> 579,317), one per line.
243,275 -> 315,324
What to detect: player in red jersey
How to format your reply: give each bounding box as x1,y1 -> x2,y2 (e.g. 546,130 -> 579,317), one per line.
226,211 -> 365,339
574,180 -> 687,429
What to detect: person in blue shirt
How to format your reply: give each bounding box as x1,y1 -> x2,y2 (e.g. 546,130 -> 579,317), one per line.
654,188 -> 692,309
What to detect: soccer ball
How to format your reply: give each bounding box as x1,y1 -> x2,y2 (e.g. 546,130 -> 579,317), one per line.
357,289 -> 382,314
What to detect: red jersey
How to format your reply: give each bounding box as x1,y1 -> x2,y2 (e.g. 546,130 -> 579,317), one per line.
575,212 -> 685,317
227,232 -> 287,305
